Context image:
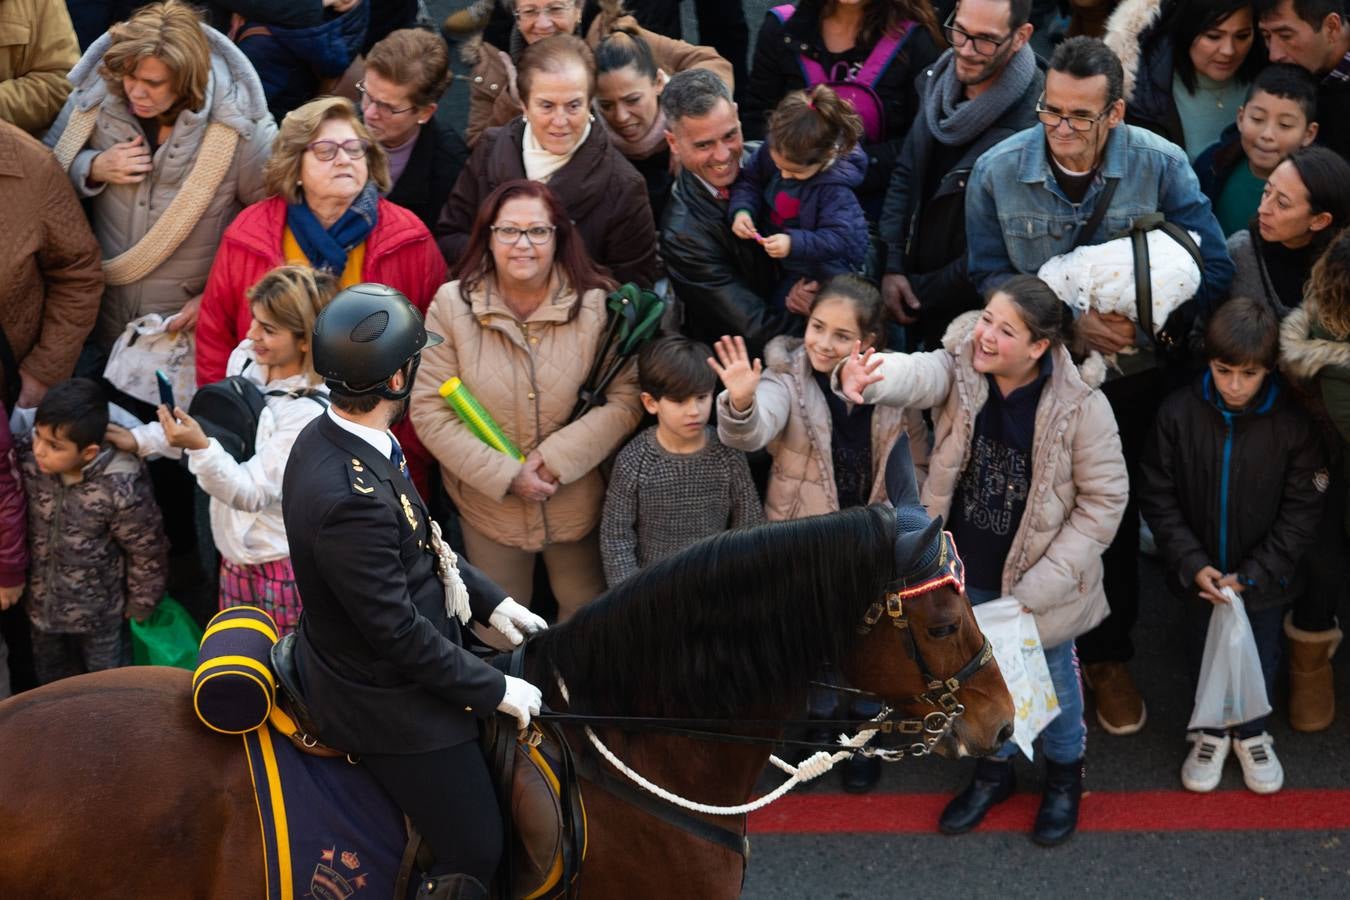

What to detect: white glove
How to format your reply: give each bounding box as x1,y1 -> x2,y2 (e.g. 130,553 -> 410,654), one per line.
497,675 -> 543,730
488,597 -> 548,646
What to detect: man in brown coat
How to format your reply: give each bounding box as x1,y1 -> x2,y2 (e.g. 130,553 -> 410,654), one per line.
0,0 -> 79,134
0,118 -> 102,410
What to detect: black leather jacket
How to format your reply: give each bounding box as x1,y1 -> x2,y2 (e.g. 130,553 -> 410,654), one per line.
660,158 -> 802,360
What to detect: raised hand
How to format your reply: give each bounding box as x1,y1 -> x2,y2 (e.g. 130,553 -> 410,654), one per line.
837,341 -> 884,404
707,335 -> 762,413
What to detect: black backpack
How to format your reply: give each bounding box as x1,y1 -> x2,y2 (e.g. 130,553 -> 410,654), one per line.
188,368 -> 328,462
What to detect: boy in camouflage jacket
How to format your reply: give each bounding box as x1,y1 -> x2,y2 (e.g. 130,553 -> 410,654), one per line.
18,379 -> 165,683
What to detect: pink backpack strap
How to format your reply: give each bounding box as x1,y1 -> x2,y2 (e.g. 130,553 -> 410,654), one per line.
854,21 -> 915,87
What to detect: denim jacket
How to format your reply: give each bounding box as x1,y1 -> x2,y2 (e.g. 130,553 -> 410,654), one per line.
965,123 -> 1234,316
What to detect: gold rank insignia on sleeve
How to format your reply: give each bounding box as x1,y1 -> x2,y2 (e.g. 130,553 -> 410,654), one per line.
400,493 -> 419,530
348,458 -> 376,494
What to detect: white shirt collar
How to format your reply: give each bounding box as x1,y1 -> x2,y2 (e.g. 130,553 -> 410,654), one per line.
327,406 -> 394,460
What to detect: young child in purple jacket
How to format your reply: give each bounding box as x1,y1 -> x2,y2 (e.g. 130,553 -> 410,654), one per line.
729,85 -> 870,307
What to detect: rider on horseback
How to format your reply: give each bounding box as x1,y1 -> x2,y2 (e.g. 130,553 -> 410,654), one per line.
281,284 -> 548,900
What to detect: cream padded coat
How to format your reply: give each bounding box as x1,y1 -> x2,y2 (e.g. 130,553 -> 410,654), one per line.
853,312 -> 1128,647
717,336 -> 930,521
411,279 -> 643,552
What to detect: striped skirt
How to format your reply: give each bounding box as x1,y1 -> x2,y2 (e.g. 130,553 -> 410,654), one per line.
218,557 -> 302,636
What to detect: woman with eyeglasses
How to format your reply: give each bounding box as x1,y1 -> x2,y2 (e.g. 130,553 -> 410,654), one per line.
745,0 -> 944,218
439,34 -> 662,289
359,28 -> 469,231
195,95 -> 446,496
1104,0 -> 1265,161
464,0 -> 733,146
412,179 -> 643,623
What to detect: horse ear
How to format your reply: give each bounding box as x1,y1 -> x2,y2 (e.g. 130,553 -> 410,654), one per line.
894,517 -> 943,577
885,434 -> 921,509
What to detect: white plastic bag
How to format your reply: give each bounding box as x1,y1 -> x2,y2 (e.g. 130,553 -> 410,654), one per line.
103,313 -> 196,409
1188,588 -> 1272,730
973,597 -> 1061,759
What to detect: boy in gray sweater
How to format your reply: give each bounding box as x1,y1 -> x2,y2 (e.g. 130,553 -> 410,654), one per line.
600,337 -> 764,587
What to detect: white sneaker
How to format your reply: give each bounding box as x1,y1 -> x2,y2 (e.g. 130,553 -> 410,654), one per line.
1181,731 -> 1230,792
1232,733 -> 1284,794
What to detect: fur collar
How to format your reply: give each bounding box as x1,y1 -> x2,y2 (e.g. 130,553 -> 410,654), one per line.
1103,0 -> 1167,103
1279,296 -> 1350,380
940,309 -> 1108,392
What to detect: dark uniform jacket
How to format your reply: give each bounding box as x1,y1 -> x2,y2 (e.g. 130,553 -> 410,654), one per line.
661,159 -> 800,361
283,413 -> 508,755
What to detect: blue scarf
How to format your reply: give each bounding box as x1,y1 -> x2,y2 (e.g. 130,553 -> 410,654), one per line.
287,180 -> 380,274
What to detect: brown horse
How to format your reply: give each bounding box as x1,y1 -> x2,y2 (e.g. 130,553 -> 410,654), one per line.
0,460 -> 1012,898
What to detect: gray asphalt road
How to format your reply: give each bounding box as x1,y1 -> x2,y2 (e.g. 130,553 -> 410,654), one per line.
423,2 -> 1350,896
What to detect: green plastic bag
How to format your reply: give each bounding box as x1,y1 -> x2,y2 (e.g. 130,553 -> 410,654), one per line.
129,596 -> 203,670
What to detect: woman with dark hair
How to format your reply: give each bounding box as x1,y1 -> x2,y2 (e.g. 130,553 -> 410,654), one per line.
745,0 -> 944,215
1228,146 -> 1350,317
838,274 -> 1128,845
1105,0 -> 1264,160
463,0 -> 732,146
594,29 -> 677,223
412,180 -> 643,622
437,34 -> 661,288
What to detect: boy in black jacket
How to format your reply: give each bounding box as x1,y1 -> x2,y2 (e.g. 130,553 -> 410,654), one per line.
1139,297 -> 1325,797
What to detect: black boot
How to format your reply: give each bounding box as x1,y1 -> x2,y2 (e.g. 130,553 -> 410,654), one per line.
1033,757 -> 1084,847
938,758 -> 1015,835
415,873 -> 488,900
841,753 -> 881,793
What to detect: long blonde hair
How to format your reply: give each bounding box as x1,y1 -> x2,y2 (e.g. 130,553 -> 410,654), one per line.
1311,229 -> 1350,340
247,267 -> 340,385
100,1 -> 211,119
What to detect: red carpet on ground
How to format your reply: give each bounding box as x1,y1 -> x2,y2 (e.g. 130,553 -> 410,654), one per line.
747,790 -> 1350,833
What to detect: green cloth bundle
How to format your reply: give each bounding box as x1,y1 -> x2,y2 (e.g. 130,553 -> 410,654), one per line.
439,377 -> 525,461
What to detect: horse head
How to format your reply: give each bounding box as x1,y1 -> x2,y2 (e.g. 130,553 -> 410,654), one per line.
840,435 -> 1015,759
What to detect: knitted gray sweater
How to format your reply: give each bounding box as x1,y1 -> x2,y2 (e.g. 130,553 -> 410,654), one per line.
599,426 -> 764,588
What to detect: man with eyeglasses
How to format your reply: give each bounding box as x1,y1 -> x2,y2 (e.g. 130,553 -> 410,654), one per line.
964,36 -> 1232,739
879,0 -> 1043,352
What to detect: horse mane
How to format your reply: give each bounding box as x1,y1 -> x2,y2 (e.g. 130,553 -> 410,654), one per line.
530,505 -> 895,718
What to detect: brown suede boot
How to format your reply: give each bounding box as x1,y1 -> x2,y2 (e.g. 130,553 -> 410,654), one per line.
1285,613 -> 1342,732
1083,662 -> 1146,735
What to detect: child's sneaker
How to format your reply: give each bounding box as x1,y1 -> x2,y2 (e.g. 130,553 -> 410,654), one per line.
1232,732 -> 1284,794
1181,731 -> 1230,792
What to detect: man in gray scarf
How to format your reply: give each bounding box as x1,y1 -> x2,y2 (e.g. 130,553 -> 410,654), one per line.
879,0 -> 1042,351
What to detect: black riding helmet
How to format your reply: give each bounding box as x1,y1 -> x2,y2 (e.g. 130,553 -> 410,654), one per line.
311,283 -> 443,401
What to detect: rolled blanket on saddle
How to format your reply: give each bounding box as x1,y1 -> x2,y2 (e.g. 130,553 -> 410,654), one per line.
193,606 -> 280,734
1037,227 -> 1203,336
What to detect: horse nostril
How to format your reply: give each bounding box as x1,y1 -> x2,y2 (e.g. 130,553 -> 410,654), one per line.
996,723 -> 1014,747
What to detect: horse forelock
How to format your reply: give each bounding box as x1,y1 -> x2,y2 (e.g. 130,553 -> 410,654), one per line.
530,505 -> 896,718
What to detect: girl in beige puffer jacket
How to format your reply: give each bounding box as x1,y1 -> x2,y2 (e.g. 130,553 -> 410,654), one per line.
712,275 -> 929,521
839,274 -> 1128,846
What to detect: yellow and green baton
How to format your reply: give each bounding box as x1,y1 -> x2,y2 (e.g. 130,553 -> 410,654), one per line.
438,377 -> 525,461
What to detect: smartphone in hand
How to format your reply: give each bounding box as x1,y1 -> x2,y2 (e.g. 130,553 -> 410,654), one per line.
155,369 -> 175,411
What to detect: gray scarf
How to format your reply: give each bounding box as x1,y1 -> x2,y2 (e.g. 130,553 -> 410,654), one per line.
924,44 -> 1037,147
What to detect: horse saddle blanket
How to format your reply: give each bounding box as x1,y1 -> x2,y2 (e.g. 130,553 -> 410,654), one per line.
241,722 -> 585,900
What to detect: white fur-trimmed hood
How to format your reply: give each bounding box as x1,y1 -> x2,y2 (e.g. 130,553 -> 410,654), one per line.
1280,296 -> 1350,380
1104,0 -> 1167,104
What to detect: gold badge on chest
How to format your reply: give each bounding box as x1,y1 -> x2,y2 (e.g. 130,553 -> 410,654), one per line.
400,493 -> 419,531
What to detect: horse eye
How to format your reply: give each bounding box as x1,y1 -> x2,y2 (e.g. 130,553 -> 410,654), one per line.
927,623 -> 959,638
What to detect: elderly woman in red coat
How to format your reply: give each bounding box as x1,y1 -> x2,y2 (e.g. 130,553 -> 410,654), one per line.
195,95 -> 445,493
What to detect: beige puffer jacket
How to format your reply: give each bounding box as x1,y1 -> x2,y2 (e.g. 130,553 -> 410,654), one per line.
43,25 -> 275,347
717,336 -> 930,521
412,279 -> 643,551
854,312 -> 1128,647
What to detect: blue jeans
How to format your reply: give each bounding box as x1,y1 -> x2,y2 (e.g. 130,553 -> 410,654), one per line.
967,587 -> 1087,765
